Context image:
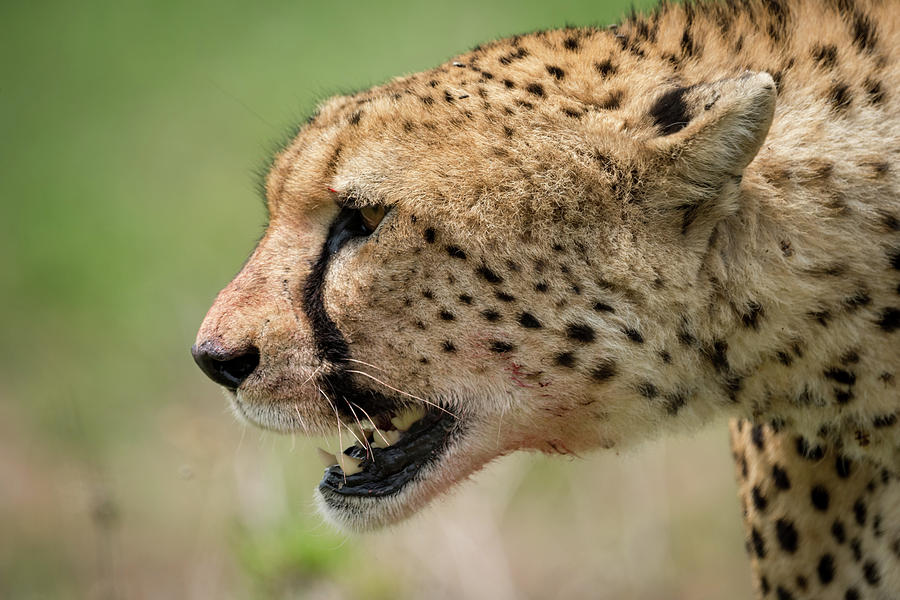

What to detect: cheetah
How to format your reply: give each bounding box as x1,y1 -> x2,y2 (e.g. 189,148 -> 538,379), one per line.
192,0 -> 899,597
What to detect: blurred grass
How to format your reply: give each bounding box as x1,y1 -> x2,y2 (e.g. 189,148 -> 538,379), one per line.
0,0 -> 753,598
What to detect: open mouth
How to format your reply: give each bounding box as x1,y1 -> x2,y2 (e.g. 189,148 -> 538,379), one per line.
317,403 -> 459,497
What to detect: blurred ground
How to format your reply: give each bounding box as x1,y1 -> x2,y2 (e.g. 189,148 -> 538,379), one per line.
0,0 -> 753,598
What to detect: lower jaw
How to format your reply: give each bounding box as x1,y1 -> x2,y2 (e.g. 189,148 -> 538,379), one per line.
318,408 -> 458,498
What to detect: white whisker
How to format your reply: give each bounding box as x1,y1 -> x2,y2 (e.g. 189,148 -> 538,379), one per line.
346,358 -> 387,373
349,401 -> 392,447
345,369 -> 457,418
345,399 -> 374,460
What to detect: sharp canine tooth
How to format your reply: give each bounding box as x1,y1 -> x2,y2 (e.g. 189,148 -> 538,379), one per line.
338,454 -> 363,475
372,429 -> 401,448
316,447 -> 338,468
391,405 -> 426,431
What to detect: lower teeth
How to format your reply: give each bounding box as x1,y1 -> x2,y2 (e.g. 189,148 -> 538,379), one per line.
316,405 -> 428,473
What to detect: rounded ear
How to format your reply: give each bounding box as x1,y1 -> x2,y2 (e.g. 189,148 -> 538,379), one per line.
647,72 -> 776,240
651,72 -> 776,176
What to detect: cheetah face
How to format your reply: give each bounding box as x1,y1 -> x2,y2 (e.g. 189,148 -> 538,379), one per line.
193,62 -> 775,530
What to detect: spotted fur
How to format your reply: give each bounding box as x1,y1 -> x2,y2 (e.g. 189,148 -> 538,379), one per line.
195,0 -> 899,595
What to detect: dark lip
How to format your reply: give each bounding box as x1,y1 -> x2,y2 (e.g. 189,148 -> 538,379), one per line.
318,408 -> 458,497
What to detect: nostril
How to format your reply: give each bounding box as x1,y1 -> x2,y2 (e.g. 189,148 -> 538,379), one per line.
191,343 -> 261,389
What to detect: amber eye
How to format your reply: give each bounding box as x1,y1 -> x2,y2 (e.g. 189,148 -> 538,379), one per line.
359,205 -> 387,233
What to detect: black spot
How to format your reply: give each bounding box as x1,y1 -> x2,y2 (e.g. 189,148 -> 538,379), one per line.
458,294 -> 473,305
439,310 -> 455,321
446,245 -> 467,259
704,340 -> 730,372
776,587 -> 794,600
517,312 -> 542,329
555,351 -> 576,368
441,340 -> 456,353
481,309 -> 501,322
495,291 -> 515,303
844,290 -> 871,310
535,282 -> 549,293
812,44 -> 838,68
776,519 -> 799,553
526,83 -> 544,97
503,79 -> 516,89
637,382 -> 658,399
490,341 -> 513,353
422,289 -> 434,300
348,110 -> 362,125
836,389 -> 853,404
751,424 -> 765,449
751,527 -> 767,558
477,266 -> 503,284
841,350 -> 860,365
824,368 -> 855,385
659,350 -> 672,364
854,499 -> 867,526
890,248 -> 900,270
424,228 -> 436,243
566,323 -> 595,343
850,538 -> 863,561
563,36 -> 579,51
594,59 -> 617,76
865,78 -> 885,104
828,82 -> 852,111
649,86 -> 691,135
811,485 -> 830,511
498,47 -> 528,65
663,393 -> 685,415
677,329 -> 695,346
873,413 -> 897,428
741,302 -> 764,329
796,437 -> 824,461
591,359 -> 617,381
545,65 -> 565,79
852,11 -> 878,53
863,560 -> 880,586
597,90 -> 623,110
623,328 -> 644,343
760,576 -> 770,595
752,485 -> 768,511
776,351 -> 793,366
772,465 -> 791,490
877,307 -> 900,332
832,520 -> 846,544
562,107 -> 583,118
593,301 -> 614,313
809,310 -> 831,326
818,554 -> 835,585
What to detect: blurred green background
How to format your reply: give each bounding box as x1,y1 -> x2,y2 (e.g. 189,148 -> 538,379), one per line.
1,0 -> 754,598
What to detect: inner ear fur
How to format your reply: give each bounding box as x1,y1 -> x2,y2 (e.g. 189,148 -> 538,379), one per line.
647,72 -> 776,239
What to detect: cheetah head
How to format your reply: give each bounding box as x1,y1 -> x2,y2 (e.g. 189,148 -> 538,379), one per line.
193,46 -> 775,532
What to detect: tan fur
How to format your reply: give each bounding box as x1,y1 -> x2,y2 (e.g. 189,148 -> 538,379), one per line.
196,0 -> 899,596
